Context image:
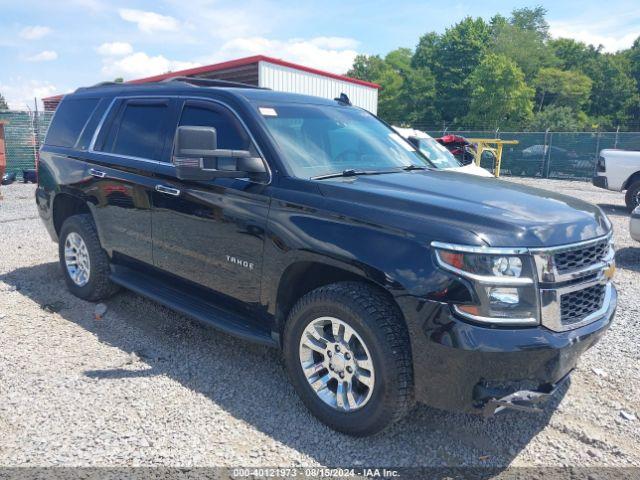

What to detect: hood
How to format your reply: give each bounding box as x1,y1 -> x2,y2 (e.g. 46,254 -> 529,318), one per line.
449,163 -> 494,178
316,170 -> 610,248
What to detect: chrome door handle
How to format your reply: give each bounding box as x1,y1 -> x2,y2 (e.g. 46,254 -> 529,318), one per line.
155,185 -> 181,196
89,168 -> 106,178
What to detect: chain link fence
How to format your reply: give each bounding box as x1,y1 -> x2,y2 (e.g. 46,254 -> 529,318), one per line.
0,110 -> 54,180
0,109 -> 639,181
423,129 -> 640,180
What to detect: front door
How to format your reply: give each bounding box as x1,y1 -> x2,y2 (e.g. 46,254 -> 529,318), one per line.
151,99 -> 271,305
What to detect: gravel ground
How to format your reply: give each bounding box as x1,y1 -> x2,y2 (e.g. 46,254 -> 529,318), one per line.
0,179 -> 638,468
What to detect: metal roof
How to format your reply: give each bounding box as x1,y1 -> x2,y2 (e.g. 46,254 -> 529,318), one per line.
42,55 -> 380,104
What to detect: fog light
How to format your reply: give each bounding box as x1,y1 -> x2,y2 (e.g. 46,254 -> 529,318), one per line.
489,287 -> 519,306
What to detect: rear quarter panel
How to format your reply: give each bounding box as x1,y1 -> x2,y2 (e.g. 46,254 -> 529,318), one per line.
601,149 -> 640,191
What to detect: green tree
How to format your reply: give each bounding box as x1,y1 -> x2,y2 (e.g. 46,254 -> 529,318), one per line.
489,7 -> 556,80
529,105 -> 586,130
411,32 -> 439,69
464,53 -> 534,128
625,37 -> 640,129
347,54 -> 387,81
583,54 -> 637,126
348,54 -> 404,121
627,37 -> 640,90
549,38 -> 600,71
510,6 -> 550,40
535,67 -> 592,111
348,50 -> 438,124
0,93 -> 8,110
413,17 -> 491,123
491,23 -> 556,79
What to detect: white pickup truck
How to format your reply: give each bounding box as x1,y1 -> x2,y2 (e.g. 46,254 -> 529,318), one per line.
593,149 -> 640,211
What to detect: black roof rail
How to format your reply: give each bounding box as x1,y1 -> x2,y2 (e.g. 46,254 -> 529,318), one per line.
74,81 -> 124,93
161,76 -> 269,90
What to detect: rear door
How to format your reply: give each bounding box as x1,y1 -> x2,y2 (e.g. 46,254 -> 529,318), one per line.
86,97 -> 177,265
151,99 -> 271,305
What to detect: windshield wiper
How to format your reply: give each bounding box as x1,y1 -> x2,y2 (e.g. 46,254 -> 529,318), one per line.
312,165 -> 428,180
402,164 -> 428,171
312,169 -> 384,180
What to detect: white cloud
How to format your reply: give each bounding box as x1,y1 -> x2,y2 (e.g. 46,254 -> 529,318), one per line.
101,51 -> 199,79
0,79 -> 58,110
19,26 -> 52,40
97,42 -> 134,56
217,36 -> 360,74
118,9 -> 180,34
549,19 -> 639,52
26,50 -> 58,62
309,37 -> 359,50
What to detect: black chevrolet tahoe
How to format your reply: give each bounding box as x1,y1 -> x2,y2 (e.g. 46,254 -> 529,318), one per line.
36,78 -> 617,436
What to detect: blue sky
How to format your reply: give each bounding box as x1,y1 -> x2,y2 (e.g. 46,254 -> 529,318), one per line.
1,0 -> 639,109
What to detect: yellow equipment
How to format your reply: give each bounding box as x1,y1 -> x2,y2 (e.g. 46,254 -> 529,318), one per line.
466,138 -> 519,178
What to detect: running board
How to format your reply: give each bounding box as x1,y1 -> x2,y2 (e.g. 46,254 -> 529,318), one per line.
109,265 -> 277,348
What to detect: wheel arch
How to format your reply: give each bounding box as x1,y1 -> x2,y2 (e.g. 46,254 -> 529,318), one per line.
52,192 -> 92,236
271,255 -> 407,342
623,170 -> 640,190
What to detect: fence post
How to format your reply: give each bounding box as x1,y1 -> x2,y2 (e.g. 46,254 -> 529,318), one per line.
593,131 -> 601,177
614,126 -> 620,149
542,129 -> 551,178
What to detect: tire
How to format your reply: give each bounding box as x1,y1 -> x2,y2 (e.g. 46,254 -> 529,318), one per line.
625,181 -> 640,212
58,214 -> 119,301
283,281 -> 413,436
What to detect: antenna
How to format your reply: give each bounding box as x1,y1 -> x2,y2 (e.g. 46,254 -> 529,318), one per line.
334,93 -> 352,106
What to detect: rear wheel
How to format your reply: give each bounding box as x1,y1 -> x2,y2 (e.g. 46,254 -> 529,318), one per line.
58,214 -> 119,301
625,181 -> 640,211
283,282 -> 413,436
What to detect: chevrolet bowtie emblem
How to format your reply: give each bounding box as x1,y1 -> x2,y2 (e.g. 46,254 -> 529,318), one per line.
604,262 -> 616,280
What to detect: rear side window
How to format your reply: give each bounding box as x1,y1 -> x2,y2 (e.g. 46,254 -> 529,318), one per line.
101,101 -> 170,160
45,97 -> 99,147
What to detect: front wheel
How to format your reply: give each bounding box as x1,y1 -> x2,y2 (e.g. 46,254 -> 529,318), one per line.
625,181 -> 640,211
283,282 -> 413,436
58,214 -> 119,301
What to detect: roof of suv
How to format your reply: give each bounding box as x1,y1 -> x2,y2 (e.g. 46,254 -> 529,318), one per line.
68,81 -> 342,107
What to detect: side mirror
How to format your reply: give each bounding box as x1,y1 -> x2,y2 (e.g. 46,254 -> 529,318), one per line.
174,126 -> 267,181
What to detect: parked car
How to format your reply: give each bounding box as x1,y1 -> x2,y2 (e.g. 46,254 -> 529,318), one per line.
435,134 -> 476,164
593,149 -> 640,211
37,79 -> 617,436
2,171 -> 16,185
393,127 -> 493,177
631,206 -> 640,242
22,168 -> 37,183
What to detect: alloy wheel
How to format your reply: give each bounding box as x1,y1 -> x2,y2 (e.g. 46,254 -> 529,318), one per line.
298,316 -> 375,412
64,232 -> 91,287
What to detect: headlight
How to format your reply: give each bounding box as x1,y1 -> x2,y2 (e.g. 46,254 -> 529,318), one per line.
433,243 -> 539,326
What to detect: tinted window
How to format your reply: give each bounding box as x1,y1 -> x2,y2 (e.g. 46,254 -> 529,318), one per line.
179,104 -> 249,150
177,103 -> 253,170
45,97 -> 99,147
109,102 -> 169,160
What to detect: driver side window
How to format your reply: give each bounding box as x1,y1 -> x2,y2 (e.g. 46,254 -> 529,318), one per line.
177,102 -> 251,170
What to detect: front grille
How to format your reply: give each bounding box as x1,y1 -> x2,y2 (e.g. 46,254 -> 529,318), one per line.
553,239 -> 609,274
560,284 -> 606,326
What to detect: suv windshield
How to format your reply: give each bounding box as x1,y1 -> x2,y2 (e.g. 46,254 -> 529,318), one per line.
414,137 -> 462,169
256,103 -> 430,179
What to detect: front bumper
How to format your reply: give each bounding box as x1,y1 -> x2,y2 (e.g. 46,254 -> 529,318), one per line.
592,175 -> 608,190
397,283 -> 616,413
